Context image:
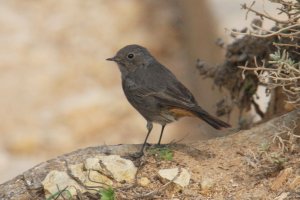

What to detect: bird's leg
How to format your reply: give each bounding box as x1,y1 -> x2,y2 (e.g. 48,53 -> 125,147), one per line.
140,121 -> 153,154
157,124 -> 166,145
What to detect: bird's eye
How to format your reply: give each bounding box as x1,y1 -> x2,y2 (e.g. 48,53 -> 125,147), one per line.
127,53 -> 134,59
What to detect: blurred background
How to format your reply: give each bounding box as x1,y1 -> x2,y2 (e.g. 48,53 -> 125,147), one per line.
0,0 -> 277,183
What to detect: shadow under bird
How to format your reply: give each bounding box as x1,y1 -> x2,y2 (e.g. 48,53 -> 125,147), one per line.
107,44 -> 230,155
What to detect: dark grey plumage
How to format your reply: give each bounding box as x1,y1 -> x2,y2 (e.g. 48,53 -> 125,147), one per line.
107,44 -> 230,154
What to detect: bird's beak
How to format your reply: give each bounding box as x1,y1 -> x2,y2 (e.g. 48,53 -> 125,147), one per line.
106,56 -> 116,61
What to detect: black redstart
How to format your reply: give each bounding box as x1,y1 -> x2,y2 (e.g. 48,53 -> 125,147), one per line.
107,44 -> 230,154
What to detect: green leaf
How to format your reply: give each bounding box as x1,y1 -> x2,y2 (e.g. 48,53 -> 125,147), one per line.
269,50 -> 281,61
100,187 -> 115,200
46,189 -> 72,200
149,147 -> 174,161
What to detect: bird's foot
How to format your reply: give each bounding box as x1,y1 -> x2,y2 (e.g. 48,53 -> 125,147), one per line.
127,143 -> 151,160
154,143 -> 167,148
130,151 -> 144,159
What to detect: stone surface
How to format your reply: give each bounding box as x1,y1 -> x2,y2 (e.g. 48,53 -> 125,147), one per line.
158,167 -> 191,187
274,192 -> 289,200
200,177 -> 215,193
138,177 -> 150,187
69,163 -> 113,192
42,170 -> 84,199
41,155 -> 137,198
85,155 -> 137,183
85,157 -> 102,171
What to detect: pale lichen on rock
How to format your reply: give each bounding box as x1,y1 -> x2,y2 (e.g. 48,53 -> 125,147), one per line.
42,170 -> 85,198
158,167 -> 191,187
42,155 -> 138,198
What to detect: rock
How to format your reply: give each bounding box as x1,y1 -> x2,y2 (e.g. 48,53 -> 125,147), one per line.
42,155 -> 137,198
85,155 -> 137,183
158,167 -> 191,187
69,163 -> 113,192
289,176 -> 300,190
85,157 -> 102,170
138,177 -> 150,187
42,170 -> 84,199
200,177 -> 215,193
274,192 -> 289,200
271,167 -> 293,191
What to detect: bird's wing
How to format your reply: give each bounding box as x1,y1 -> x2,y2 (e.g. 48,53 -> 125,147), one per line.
130,62 -> 198,109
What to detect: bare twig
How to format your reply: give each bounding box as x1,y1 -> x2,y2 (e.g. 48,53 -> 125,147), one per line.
241,2 -> 300,24
230,24 -> 300,38
134,167 -> 182,199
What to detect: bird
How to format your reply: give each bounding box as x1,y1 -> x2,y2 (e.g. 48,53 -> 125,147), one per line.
107,44 -> 230,154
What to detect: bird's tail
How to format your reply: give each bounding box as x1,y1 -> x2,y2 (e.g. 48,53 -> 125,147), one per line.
191,107 -> 231,130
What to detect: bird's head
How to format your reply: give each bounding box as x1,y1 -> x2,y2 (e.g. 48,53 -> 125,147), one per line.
107,44 -> 153,74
